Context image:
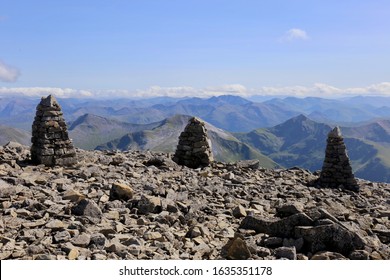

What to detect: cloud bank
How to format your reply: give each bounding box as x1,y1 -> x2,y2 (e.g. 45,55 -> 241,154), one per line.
0,60 -> 20,82
0,87 -> 93,98
1,83 -> 390,99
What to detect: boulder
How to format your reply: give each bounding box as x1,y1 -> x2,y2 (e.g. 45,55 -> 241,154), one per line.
71,199 -> 102,223
221,235 -> 251,260
110,182 -> 134,201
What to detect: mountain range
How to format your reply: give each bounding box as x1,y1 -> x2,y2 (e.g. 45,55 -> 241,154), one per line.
1,94 -> 390,182
234,115 -> 390,182
2,95 -> 390,132
94,114 -> 278,168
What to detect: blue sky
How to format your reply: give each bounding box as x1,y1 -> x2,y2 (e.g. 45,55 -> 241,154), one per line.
0,0 -> 389,98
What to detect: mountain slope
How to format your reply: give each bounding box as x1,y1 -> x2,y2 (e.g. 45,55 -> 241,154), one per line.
341,120 -> 390,143
68,114 -> 160,150
0,125 -> 31,146
235,115 -> 390,182
264,96 -> 390,124
236,115 -> 331,170
96,114 -> 278,168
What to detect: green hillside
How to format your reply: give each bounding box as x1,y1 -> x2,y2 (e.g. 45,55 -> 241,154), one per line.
96,114 -> 278,168
235,115 -> 390,183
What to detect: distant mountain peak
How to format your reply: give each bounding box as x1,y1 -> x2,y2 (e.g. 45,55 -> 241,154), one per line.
69,113 -> 105,130
291,114 -> 310,122
208,95 -> 251,105
279,114 -> 313,127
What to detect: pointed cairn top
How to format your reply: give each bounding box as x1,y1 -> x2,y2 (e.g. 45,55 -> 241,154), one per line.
40,94 -> 60,108
189,116 -> 203,124
318,126 -> 359,191
328,126 -> 342,138
173,116 -> 213,168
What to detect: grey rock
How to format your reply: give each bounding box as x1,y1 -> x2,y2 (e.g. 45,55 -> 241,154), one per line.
144,156 -> 178,170
349,250 -> 370,260
46,219 -> 66,230
106,238 -> 128,258
294,223 -> 366,255
71,199 -> 102,223
0,143 -> 389,260
144,231 -> 164,241
71,233 -> 91,248
0,237 -> 15,259
233,205 -> 247,218
274,246 -> 297,260
240,213 -> 313,237
63,189 -> 85,202
256,247 -> 271,258
311,251 -> 348,260
236,160 -> 260,170
276,203 -> 304,217
27,244 -> 45,255
92,253 -> 107,260
137,195 -> 162,214
221,235 -> 251,260
34,254 -> 57,260
283,237 -> 304,252
89,233 -> 107,250
186,226 -> 202,238
264,237 -> 283,248
109,182 -> 134,201
53,230 -> 71,243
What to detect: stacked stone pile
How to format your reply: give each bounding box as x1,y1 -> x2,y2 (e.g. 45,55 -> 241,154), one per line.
173,117 -> 213,168
1,145 -> 390,260
30,95 -> 77,166
318,126 -> 358,191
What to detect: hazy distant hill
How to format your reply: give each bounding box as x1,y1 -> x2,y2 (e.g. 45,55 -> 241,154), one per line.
2,95 -> 390,132
68,114 -> 161,150
235,115 -> 390,182
0,97 -> 38,130
96,114 -> 278,168
235,115 -> 331,170
341,120 -> 390,143
263,96 -> 390,124
0,125 -> 31,146
144,95 -> 299,132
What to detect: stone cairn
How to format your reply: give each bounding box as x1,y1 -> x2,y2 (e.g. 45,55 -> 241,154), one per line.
173,117 -> 214,168
318,126 -> 359,191
31,95 -> 77,166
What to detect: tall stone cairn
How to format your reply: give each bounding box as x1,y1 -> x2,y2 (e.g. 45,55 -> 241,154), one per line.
31,95 -> 77,166
173,117 -> 214,168
318,126 -> 359,191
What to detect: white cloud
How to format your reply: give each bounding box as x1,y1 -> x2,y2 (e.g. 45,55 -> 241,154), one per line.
134,84 -> 250,98
281,28 -> 309,42
256,83 -> 390,97
135,86 -> 200,98
0,87 -> 93,98
1,83 -> 390,99
0,60 -> 20,82
205,84 -> 249,96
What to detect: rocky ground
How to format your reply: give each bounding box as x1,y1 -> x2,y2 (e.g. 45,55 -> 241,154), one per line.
1,141 -> 390,260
